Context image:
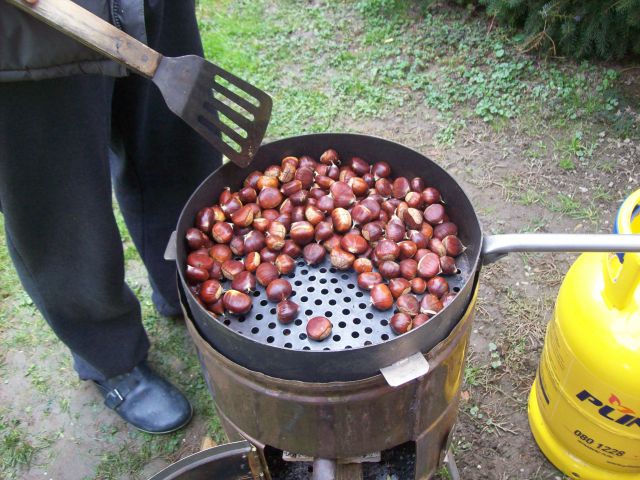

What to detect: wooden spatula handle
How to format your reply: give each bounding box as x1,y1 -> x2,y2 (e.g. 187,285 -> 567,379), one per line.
5,0 -> 162,78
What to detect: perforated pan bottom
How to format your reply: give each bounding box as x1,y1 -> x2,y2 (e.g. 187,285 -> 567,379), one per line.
218,258 -> 465,352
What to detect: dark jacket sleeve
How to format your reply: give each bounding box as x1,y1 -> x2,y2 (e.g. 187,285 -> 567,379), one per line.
0,0 -> 146,81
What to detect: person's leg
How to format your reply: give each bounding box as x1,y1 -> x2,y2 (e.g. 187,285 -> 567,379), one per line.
111,0 -> 222,317
0,75 -> 149,381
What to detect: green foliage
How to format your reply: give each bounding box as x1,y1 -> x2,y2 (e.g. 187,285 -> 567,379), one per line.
479,0 -> 640,59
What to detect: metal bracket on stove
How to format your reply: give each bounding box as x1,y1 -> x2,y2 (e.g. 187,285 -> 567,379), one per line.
164,231 -> 177,261
380,352 -> 430,387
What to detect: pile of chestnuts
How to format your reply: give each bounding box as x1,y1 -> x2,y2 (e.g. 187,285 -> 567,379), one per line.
184,149 -> 464,342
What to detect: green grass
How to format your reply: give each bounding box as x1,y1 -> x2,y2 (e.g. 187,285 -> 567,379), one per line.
196,0 -> 636,148
0,416 -> 38,479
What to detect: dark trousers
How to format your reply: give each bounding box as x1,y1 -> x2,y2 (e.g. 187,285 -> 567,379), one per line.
0,0 -> 221,381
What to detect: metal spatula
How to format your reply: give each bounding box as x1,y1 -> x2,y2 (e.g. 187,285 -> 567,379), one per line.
6,0 -> 272,167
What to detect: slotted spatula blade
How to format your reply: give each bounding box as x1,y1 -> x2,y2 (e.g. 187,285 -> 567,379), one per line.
6,0 -> 272,167
153,57 -> 272,167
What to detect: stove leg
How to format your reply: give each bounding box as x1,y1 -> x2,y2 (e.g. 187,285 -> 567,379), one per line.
311,458 -> 336,480
443,451 -> 460,480
336,462 -> 363,480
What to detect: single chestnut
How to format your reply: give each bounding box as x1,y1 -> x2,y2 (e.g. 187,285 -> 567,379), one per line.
277,300 -> 299,324
291,190 -> 310,208
282,240 -> 302,258
244,230 -> 266,253
305,205 -> 325,225
207,298 -> 225,316
199,279 -> 223,304
405,191 -> 423,209
306,316 -> 333,341
185,265 -> 209,284
230,205 -> 254,227
399,259 -> 418,279
281,179 -> 303,197
389,277 -> 411,298
385,220 -> 405,243
320,148 -> 339,165
279,162 -> 297,183
315,175 -> 335,190
341,233 -> 369,255
256,262 -> 279,286
349,156 -> 370,175
314,221 -> 334,242
442,235 -> 465,257
392,177 -> 411,199
187,252 -> 214,271
186,227 -> 207,250
209,244 -> 233,264
375,178 -> 393,197
330,181 -> 356,208
303,243 -> 326,265
229,236 -> 245,256
245,251 -> 261,272
408,230 -> 429,249
410,177 -> 425,192
331,208 -> 352,233
238,187 -> 258,204
403,208 -> 423,230
317,195 -> 335,212
422,187 -> 441,205
220,196 -> 242,218
221,259 -> 244,280
379,260 -> 401,280
396,293 -> 420,316
374,239 -> 400,261
424,203 -> 445,225
349,177 -> 369,197
232,271 -> 256,292
258,187 -> 284,209
440,256 -> 457,275
420,293 -> 443,316
412,313 -> 430,328
323,234 -> 343,252
209,261 -> 223,280
196,207 -> 216,233
260,247 -> 278,263
372,161 -> 391,179
398,240 -> 418,260
275,254 -> 296,275
353,257 -> 373,274
266,278 -> 292,302
427,276 -> 449,297
410,277 -> 427,294
256,175 -> 279,190
358,272 -> 383,290
294,167 -> 314,189
351,203 -> 373,225
266,234 -> 285,251
290,221 -> 315,245
389,313 -> 413,334
211,222 -> 233,244
326,164 -> 340,180
223,290 -> 252,314
291,205 -> 306,222
370,283 -> 393,310
330,247 -> 355,270
361,222 -> 384,242
417,252 -> 441,278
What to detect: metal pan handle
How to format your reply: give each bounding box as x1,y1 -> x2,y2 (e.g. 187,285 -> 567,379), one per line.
482,234 -> 640,265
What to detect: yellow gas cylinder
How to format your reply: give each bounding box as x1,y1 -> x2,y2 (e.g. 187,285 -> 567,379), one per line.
528,189 -> 640,480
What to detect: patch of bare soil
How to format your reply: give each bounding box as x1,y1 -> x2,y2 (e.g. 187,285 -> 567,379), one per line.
334,102 -> 639,479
